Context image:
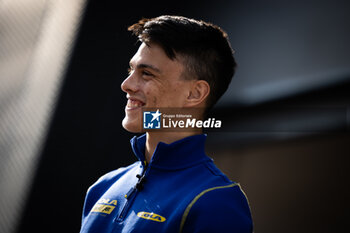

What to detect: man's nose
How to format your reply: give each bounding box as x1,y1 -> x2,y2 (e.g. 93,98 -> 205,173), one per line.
121,73 -> 138,93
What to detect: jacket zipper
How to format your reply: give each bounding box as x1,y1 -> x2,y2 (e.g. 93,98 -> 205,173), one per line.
115,164 -> 149,222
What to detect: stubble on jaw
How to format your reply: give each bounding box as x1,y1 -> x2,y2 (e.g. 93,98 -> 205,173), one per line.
151,96 -> 157,107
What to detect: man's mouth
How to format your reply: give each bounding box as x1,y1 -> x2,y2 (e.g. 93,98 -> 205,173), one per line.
126,99 -> 145,109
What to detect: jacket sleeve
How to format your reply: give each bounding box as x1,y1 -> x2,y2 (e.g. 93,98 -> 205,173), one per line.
180,184 -> 253,233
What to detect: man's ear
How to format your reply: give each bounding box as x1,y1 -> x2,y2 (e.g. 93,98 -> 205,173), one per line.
185,80 -> 210,107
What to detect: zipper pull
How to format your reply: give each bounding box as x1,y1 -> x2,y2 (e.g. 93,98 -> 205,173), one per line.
124,187 -> 136,199
124,171 -> 147,199
135,174 -> 147,191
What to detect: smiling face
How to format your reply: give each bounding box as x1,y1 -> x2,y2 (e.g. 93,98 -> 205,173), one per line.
121,42 -> 195,132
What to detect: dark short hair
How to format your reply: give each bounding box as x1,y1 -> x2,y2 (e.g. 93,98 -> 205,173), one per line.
128,15 -> 236,110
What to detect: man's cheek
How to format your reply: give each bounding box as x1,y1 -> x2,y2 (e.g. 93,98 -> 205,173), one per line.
151,96 -> 157,107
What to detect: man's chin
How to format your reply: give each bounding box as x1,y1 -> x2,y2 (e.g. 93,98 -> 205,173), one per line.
122,118 -> 143,133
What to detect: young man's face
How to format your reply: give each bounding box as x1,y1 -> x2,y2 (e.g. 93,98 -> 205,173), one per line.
121,42 -> 193,132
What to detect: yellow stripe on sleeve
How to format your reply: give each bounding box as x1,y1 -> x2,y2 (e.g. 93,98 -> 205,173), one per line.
179,183 -> 239,233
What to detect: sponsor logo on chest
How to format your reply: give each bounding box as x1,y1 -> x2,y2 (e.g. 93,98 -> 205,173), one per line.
91,198 -> 118,214
137,211 -> 166,222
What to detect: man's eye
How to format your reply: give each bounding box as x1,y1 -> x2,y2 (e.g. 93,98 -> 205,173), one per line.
142,70 -> 153,76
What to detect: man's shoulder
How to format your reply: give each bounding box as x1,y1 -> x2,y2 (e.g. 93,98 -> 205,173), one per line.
180,158 -> 237,197
192,182 -> 250,209
93,161 -> 140,186
87,161 -> 140,194
181,182 -> 253,232
178,160 -> 253,232
202,160 -> 231,182
81,161 -> 141,218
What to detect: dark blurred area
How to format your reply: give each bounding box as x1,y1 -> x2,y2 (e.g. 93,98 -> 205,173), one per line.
0,0 -> 349,233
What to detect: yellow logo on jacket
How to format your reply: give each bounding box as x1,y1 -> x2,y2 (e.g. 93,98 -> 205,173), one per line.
91,198 -> 118,214
91,204 -> 115,214
137,212 -> 166,222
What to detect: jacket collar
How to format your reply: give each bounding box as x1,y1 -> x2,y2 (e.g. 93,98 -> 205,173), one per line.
130,133 -> 211,170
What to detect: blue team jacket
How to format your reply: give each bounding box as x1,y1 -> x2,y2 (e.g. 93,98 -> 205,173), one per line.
80,134 -> 253,233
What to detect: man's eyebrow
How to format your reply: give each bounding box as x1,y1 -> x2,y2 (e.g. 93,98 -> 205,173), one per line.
129,62 -> 161,73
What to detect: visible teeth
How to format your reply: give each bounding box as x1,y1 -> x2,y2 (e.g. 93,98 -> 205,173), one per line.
127,99 -> 144,108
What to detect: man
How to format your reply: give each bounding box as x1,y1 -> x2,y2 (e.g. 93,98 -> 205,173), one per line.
80,15 -> 253,233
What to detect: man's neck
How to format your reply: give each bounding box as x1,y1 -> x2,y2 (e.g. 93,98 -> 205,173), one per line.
145,131 -> 201,163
